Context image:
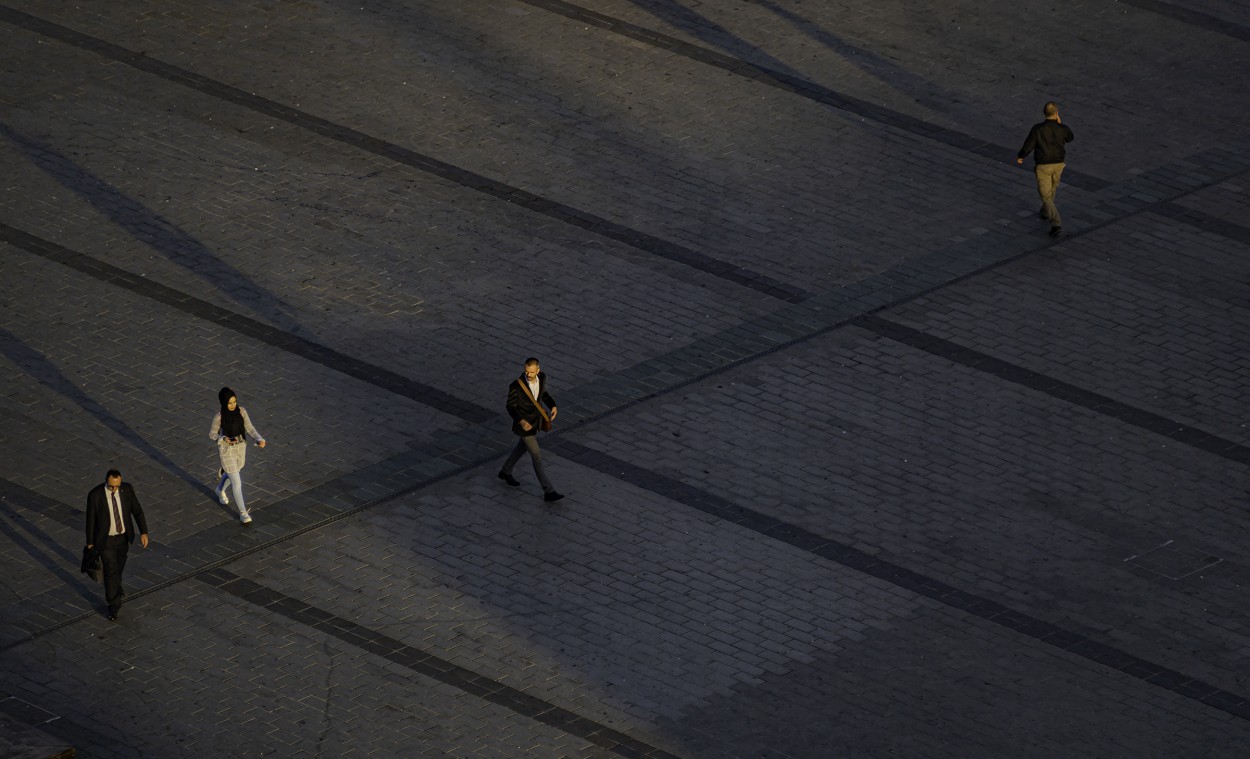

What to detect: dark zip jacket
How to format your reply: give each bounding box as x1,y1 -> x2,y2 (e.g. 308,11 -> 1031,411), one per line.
1018,119 -> 1074,165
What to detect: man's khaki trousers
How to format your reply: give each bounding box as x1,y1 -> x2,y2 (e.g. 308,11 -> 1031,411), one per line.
1035,162 -> 1066,226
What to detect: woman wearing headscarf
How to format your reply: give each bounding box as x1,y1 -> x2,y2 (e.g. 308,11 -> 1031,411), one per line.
208,386 -> 266,524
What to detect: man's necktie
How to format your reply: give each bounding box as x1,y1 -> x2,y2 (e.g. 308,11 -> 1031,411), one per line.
110,490 -> 124,535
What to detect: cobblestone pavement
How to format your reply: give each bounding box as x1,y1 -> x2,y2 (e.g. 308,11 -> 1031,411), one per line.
1,0 -> 1248,757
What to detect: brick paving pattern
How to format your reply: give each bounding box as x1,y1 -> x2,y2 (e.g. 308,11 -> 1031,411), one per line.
2,0 -> 1249,757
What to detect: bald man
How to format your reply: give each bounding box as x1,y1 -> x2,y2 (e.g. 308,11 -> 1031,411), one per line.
1017,101 -> 1074,237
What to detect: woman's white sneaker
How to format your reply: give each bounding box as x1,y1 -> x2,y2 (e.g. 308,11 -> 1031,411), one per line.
239,511 -> 252,525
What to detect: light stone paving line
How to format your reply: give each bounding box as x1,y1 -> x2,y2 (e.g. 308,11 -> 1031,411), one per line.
0,222 -> 496,425
198,567 -> 684,759
0,1 -> 1240,755
3,147 -> 1248,652
0,439 -> 497,653
11,420 -> 1247,746
0,3 -> 807,304
513,0 -> 1116,191
557,146 -> 1250,428
3,141 -> 1247,467
2,0 -> 1250,695
854,314 -> 1250,466
4,5 -> 1248,448
543,438 -> 1250,723
1148,202 -> 1250,247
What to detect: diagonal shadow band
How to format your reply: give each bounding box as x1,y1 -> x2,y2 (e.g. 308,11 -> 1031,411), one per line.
516,0 -> 1113,192
4,144 -> 1249,471
752,0 -> 973,118
0,122 -> 304,335
0,434 -> 502,651
0,324 -> 211,494
0,508 -> 98,608
855,314 -> 1250,463
544,439 -> 1250,721
199,567 -> 683,759
0,222 -> 496,425
3,422 -> 1247,726
1115,0 -> 1250,42
0,4 -> 808,304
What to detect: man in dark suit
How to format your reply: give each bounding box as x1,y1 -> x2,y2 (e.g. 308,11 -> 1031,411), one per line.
85,469 -> 150,621
498,358 -> 564,502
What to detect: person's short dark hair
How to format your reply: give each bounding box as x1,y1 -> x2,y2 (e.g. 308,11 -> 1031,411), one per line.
524,357 -> 540,367
1043,101 -> 1059,117
105,469 -> 122,481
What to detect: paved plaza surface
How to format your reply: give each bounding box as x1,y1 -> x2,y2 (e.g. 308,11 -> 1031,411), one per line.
1,0 -> 1249,756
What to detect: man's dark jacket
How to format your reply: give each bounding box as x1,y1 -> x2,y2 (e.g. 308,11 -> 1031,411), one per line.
1018,119 -> 1074,165
507,372 -> 555,437
85,482 -> 148,548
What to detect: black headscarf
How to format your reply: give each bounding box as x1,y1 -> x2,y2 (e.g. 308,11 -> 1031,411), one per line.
218,386 -> 245,438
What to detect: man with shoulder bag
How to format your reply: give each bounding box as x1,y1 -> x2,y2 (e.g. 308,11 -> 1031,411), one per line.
498,357 -> 564,502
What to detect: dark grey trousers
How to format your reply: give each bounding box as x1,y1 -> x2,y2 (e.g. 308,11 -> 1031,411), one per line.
99,533 -> 128,613
502,435 -> 554,493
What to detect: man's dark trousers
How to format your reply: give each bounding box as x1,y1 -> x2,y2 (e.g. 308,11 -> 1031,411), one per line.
99,533 -> 129,614
502,436 -> 554,493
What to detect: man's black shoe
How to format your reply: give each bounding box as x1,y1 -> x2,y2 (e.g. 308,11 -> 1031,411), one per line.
498,471 -> 520,487
1049,226 -> 1063,237
544,491 -> 565,502
107,609 -> 119,622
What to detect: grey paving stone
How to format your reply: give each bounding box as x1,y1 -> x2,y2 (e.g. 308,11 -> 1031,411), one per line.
4,0 -> 1250,756
567,325 -> 1250,695
881,203 -> 1250,443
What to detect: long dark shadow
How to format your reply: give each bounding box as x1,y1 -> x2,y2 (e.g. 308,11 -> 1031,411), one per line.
0,326 -> 210,495
546,439 -> 1250,723
0,509 -> 98,608
1116,0 -> 1250,42
198,568 -> 681,758
0,8 -> 807,303
0,122 -> 305,335
624,0 -> 811,81
754,0 -> 976,122
855,314 -> 1250,465
630,0 -> 971,123
0,475 -> 79,530
516,0 -> 1111,192
1150,203 -> 1250,249
0,223 -> 499,424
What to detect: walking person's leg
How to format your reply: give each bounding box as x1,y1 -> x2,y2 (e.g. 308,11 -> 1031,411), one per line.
1035,163 -> 1065,230
100,534 -> 128,618
522,436 -> 556,495
216,471 -> 230,504
500,438 -> 527,480
228,470 -> 249,521
114,536 -> 129,598
1048,163 -> 1065,227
